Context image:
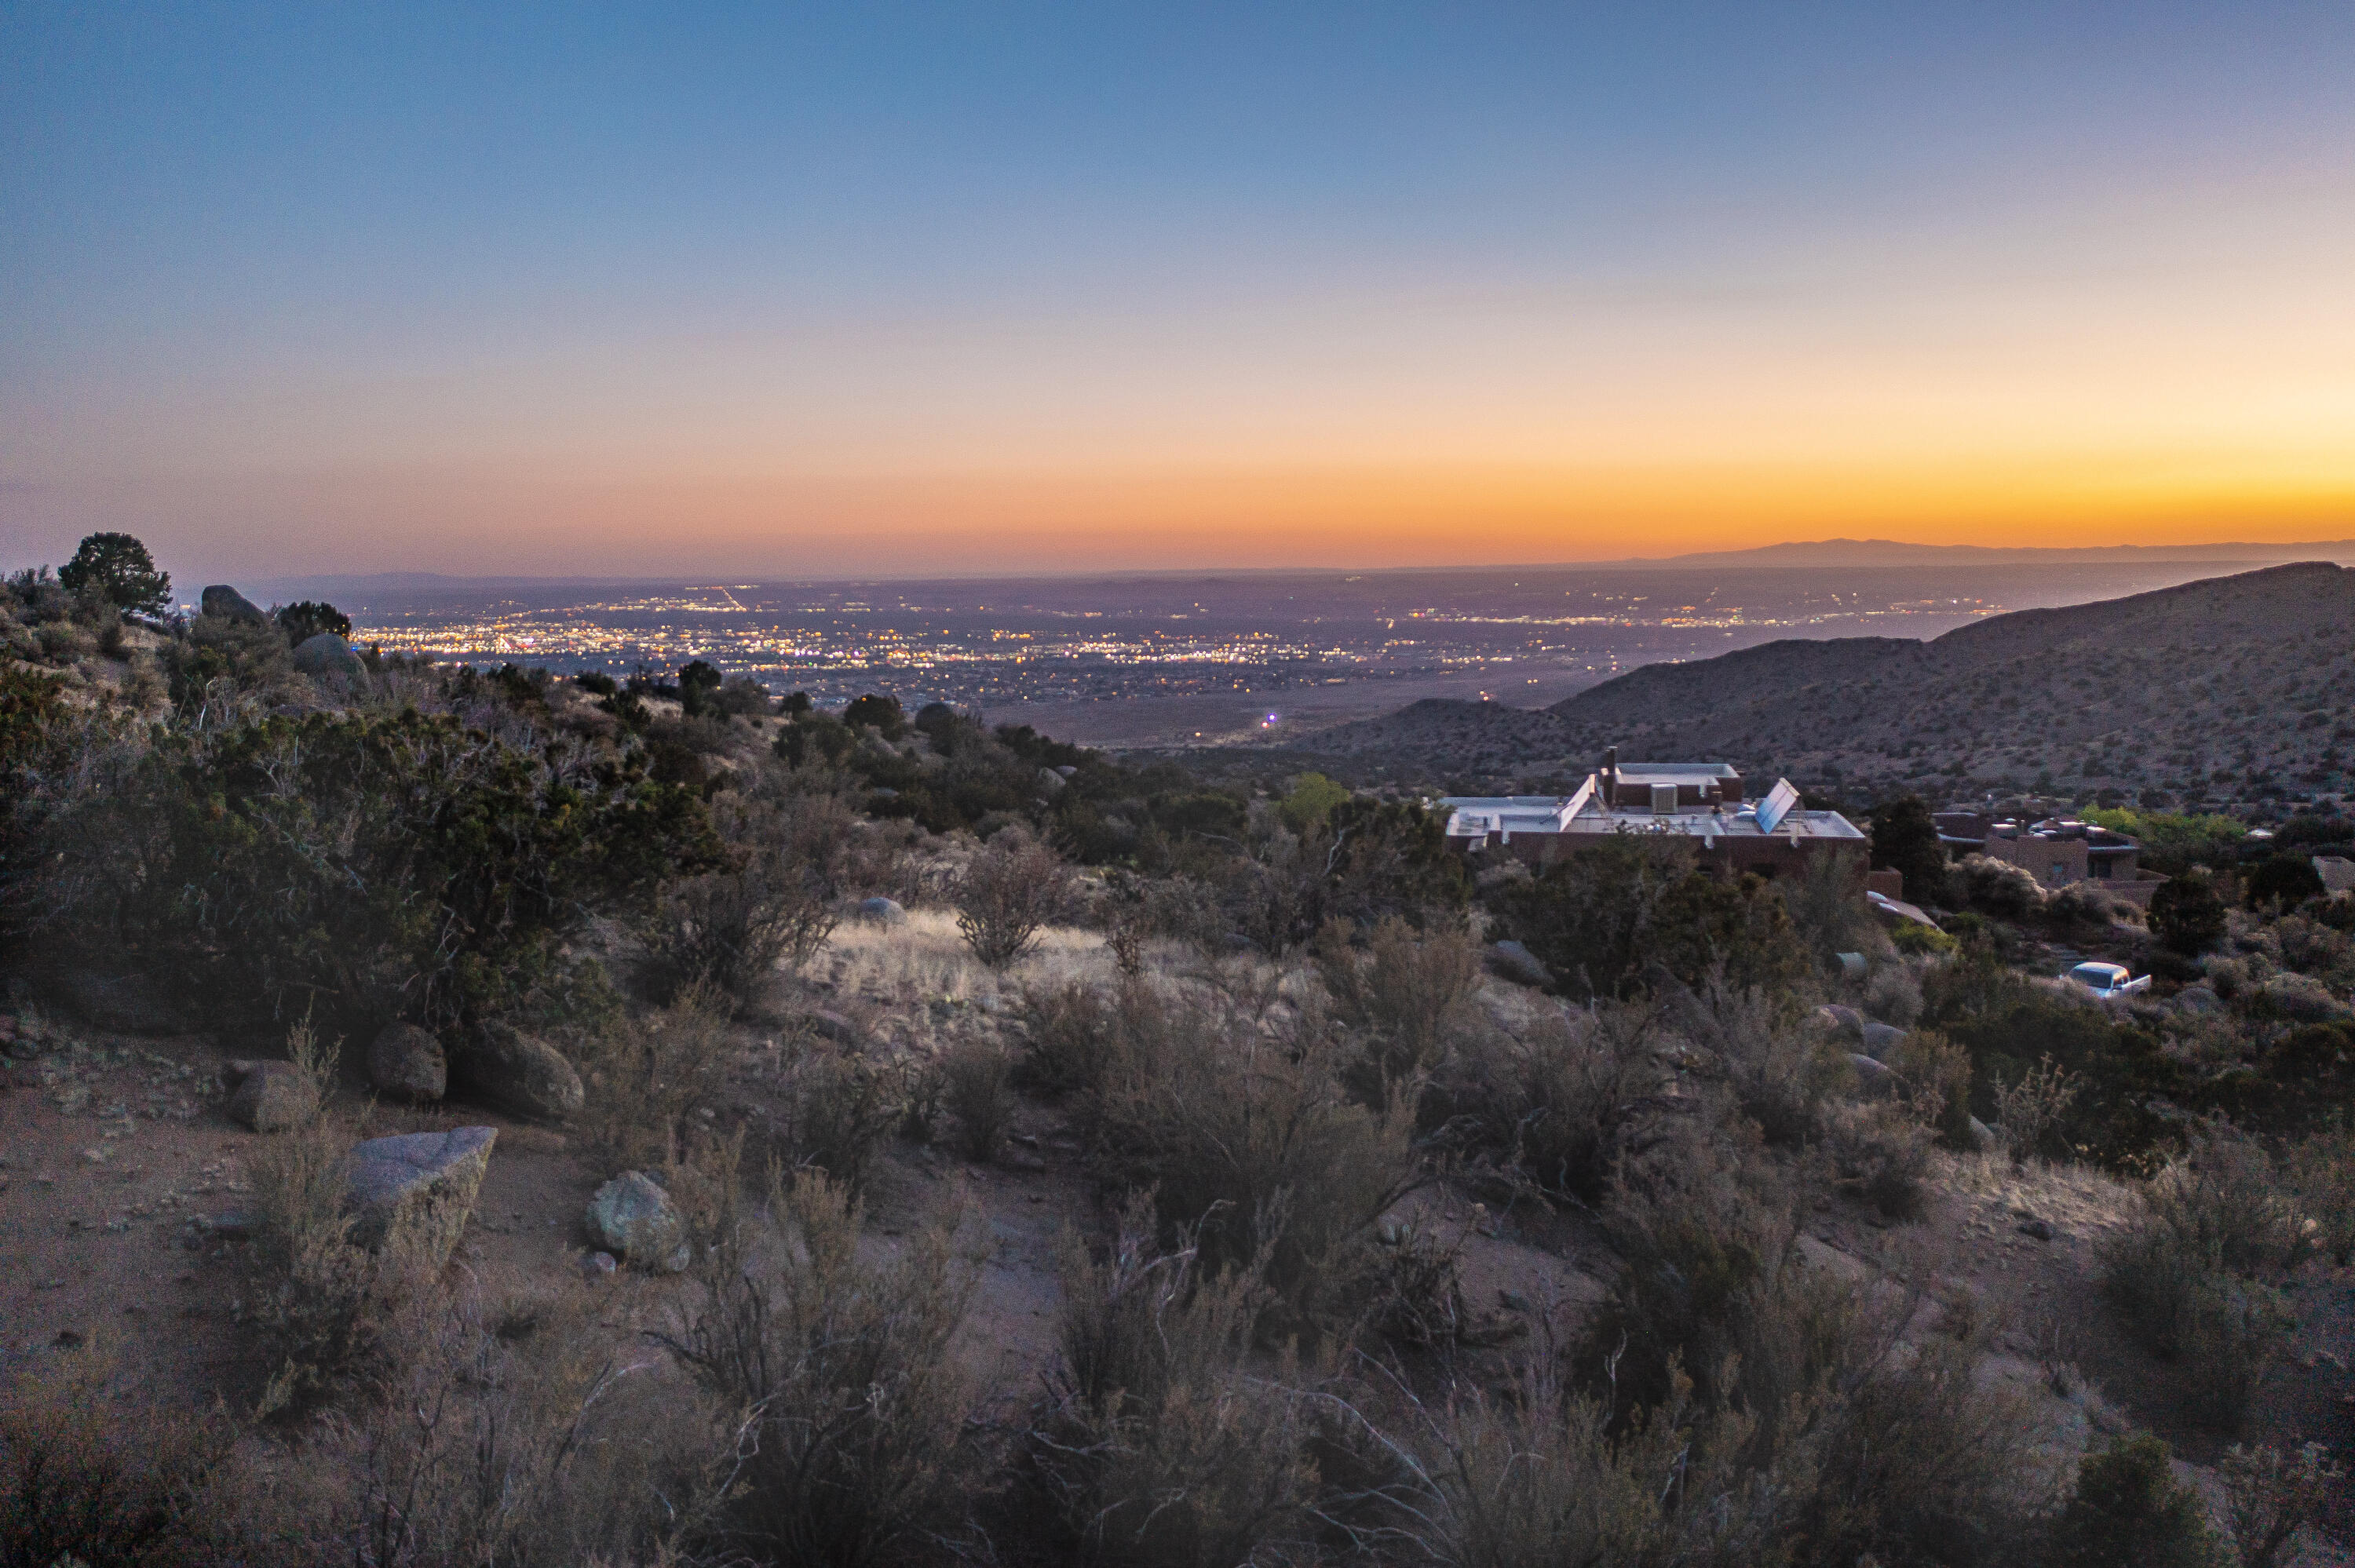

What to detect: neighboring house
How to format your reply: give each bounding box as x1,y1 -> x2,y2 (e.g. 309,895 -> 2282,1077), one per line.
1440,750 -> 1869,882
1968,817 -> 2167,906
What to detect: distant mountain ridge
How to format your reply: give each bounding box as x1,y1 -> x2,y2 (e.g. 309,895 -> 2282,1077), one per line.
1595,538 -> 2355,569
1305,562 -> 2355,803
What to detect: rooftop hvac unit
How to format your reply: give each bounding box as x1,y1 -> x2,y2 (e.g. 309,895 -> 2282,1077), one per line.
1651,782 -> 1678,815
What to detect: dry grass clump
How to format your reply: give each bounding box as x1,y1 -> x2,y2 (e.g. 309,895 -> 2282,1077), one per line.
954,827 -> 1074,968
1313,915 -> 1482,1104
1015,978 -> 1123,1099
242,1019 -> 414,1413
2100,1130 -> 2302,1429
1677,979 -> 1851,1146
1429,1001 -> 1677,1203
0,1345 -> 241,1567
1822,1100 -> 1937,1220
280,1289 -> 725,1568
659,1152 -> 978,1567
1089,981 -> 1419,1333
763,1043 -> 907,1198
1026,1197 -> 1325,1568
939,1037 -> 1016,1161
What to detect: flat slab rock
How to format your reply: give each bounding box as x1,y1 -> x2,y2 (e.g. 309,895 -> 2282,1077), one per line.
345,1126 -> 496,1266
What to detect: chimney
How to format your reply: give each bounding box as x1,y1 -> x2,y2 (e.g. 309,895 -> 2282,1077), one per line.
1603,746 -> 1619,807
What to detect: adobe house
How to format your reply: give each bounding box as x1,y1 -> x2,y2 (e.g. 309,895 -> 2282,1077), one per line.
1440,750 -> 1870,882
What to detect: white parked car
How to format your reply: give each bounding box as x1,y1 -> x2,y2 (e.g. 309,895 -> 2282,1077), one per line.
2065,961 -> 2150,999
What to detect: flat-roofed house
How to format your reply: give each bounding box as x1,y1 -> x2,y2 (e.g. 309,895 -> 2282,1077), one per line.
1440,749 -> 1868,882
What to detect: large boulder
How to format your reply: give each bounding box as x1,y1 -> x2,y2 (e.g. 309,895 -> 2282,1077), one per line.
227,1060 -> 314,1132
291,632 -> 365,680
199,585 -> 267,623
585,1171 -> 689,1272
1818,1004 -> 1866,1041
1849,1052 -> 1901,1099
345,1126 -> 495,1265
367,1023 -> 447,1103
858,897 -> 907,926
1486,940 -> 1554,989
1858,1021 -> 1909,1060
451,1023 -> 584,1121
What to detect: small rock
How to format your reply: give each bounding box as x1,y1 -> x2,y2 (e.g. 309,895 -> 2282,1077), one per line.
53,1329 -> 86,1348
581,1251 -> 619,1282
452,1023 -> 583,1121
585,1172 -> 689,1273
1858,1020 -> 1908,1059
1966,1116 -> 1997,1154
1485,940 -> 1554,989
199,585 -> 268,623
198,1209 -> 257,1239
367,1023 -> 447,1103
345,1126 -> 497,1266
228,1062 -> 313,1132
2017,1217 -> 2056,1242
1003,1150 -> 1046,1172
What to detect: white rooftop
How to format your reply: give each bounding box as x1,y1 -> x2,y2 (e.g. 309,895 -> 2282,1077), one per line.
1441,770 -> 1864,842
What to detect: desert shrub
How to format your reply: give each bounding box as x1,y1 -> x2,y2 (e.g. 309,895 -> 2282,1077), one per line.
2219,1441 -> 2345,1568
2246,852 -> 2326,910
1221,797 -> 1470,956
940,1037 -> 1016,1161
659,1160 -> 976,1568
1358,1347 -> 1772,1568
640,859 -> 838,1008
1678,979 -> 1850,1146
955,827 -> 1073,968
272,599 -> 351,645
764,1045 -> 906,1198
0,1345 -> 241,1567
1822,1101 -> 1936,1219
2285,1121 -> 2355,1264
1502,836 -> 1807,1001
1579,1126 -> 1836,1421
1090,985 -> 1418,1333
1990,1053 -> 2082,1163
1891,921 -> 1959,956
242,1021 -> 415,1413
573,983 -> 732,1175
1016,979 -> 1123,1099
2048,880 -> 2125,933
2046,1433 -> 2222,1568
1026,1197 -> 1324,1568
1869,795 -> 1949,905
1889,1027 -> 1975,1147
2100,1134 -> 2300,1428
1315,915 -> 1483,1104
31,708 -> 718,1033
290,1290 -> 724,1568
1427,1001 -> 1676,1202
1951,853 -> 2046,919
2152,871 -> 2229,955
1865,959 -> 1926,1026
1783,844 -> 1880,958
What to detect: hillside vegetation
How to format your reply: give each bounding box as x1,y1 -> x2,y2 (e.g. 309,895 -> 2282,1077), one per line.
1306,563 -> 2355,804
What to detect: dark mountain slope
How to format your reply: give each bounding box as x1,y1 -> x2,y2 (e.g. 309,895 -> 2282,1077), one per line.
1308,564 -> 2355,803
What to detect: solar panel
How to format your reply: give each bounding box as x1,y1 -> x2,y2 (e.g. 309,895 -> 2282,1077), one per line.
1753,778 -> 1801,836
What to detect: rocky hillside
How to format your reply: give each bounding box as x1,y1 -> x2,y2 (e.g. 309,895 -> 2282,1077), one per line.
1305,563 -> 2355,804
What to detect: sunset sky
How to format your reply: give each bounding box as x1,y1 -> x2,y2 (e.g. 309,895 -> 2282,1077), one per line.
5,3 -> 2352,580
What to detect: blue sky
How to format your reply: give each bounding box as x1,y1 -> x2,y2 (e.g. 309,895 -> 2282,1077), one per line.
5,3 -> 2352,578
